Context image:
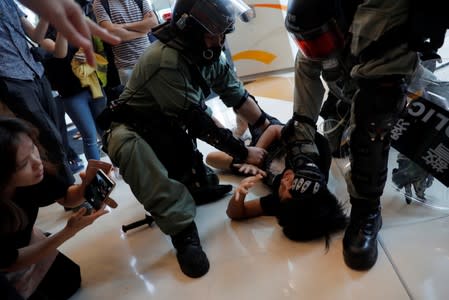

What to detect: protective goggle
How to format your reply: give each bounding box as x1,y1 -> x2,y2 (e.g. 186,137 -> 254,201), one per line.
289,19 -> 344,61
189,0 -> 254,35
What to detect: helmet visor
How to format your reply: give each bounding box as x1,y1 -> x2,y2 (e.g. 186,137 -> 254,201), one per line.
290,19 -> 344,60
190,0 -> 253,35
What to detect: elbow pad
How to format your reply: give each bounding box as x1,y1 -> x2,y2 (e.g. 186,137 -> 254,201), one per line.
185,106 -> 248,162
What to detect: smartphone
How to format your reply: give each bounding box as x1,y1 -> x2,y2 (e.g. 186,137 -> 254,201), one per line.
84,169 -> 116,210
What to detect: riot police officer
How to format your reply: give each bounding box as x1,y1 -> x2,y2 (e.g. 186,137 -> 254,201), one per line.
103,0 -> 279,278
282,0 -> 418,270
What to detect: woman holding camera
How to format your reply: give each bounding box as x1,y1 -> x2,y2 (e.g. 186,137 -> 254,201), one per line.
0,116 -> 108,299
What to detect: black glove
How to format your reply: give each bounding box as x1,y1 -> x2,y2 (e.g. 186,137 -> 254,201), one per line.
281,115 -> 325,195
286,141 -> 326,196
289,155 -> 325,196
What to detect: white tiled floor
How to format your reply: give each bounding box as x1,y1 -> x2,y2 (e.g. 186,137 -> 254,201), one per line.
35,94 -> 449,300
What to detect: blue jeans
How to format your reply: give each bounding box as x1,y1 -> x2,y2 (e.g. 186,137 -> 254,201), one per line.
61,89 -> 106,160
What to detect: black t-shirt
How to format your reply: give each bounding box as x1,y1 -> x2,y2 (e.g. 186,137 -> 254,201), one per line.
260,191 -> 282,216
0,173 -> 70,269
42,45 -> 86,98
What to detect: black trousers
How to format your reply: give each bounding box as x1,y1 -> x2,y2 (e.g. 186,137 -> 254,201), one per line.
28,253 -> 81,300
0,75 -> 75,184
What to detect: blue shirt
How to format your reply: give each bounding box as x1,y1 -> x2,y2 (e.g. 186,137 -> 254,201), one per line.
0,0 -> 44,80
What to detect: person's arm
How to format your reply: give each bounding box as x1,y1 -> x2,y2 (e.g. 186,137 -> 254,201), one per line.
19,0 -> 121,66
20,16 -> 49,43
2,208 -> 107,272
206,124 -> 283,174
235,96 -> 271,131
57,183 -> 86,208
98,20 -> 146,41
206,150 -> 267,176
39,32 -> 68,58
206,151 -> 234,170
122,11 -> 159,34
226,175 -> 264,220
52,32 -> 68,58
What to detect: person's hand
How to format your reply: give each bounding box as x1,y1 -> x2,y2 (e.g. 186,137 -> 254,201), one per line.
245,146 -> 267,166
64,205 -> 109,235
234,174 -> 263,202
285,139 -> 325,196
79,171 -> 118,209
19,0 -> 120,66
232,163 -> 267,177
289,158 -> 325,196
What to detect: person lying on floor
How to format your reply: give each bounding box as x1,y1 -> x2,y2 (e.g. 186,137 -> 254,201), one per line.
206,124 -> 347,245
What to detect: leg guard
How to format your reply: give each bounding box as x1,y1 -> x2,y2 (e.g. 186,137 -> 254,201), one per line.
319,92 -> 351,157
281,113 -> 320,164
349,76 -> 406,199
136,121 -> 232,205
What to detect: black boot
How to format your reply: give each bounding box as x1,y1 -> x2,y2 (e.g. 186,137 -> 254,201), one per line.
343,197 -> 382,270
188,161 -> 232,205
190,184 -> 232,205
170,222 -> 210,278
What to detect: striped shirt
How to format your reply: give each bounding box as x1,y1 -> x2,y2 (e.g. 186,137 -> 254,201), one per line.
93,0 -> 151,69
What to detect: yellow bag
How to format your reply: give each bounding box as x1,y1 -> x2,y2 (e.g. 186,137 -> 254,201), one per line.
95,53 -> 108,87
71,49 -> 105,99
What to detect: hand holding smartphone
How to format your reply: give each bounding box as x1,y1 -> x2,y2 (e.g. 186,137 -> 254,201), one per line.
84,169 -> 116,210
83,160 -> 117,209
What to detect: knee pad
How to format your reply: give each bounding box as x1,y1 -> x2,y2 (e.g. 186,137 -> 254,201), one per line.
349,77 -> 406,198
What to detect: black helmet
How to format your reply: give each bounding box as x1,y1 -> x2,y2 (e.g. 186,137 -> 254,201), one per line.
285,0 -> 344,61
171,0 -> 253,35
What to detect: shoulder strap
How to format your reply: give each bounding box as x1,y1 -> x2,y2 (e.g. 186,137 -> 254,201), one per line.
133,0 -> 144,13
100,0 -> 111,17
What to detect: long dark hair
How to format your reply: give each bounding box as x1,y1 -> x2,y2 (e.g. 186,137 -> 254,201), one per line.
0,117 -> 41,234
276,187 -> 348,249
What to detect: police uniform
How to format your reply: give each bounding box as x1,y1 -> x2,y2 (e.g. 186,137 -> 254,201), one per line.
292,0 -> 417,197
106,41 -> 246,235
284,0 -> 420,270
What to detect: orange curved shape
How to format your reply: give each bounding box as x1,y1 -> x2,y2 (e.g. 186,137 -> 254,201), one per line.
232,50 -> 277,64
252,4 -> 287,10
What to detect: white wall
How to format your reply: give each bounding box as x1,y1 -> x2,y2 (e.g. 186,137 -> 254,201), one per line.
226,0 -> 298,80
